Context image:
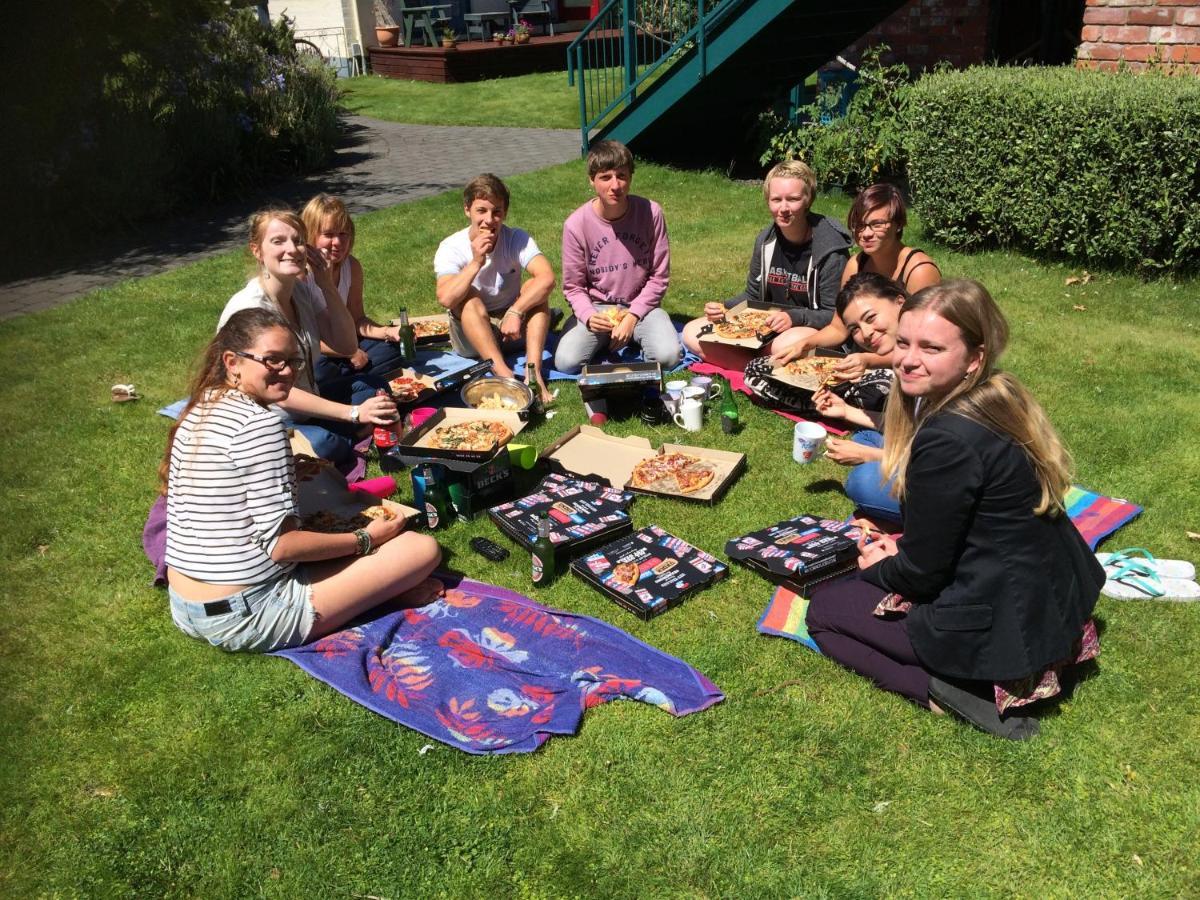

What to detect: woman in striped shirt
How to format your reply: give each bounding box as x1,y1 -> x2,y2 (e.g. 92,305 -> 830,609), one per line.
164,308 -> 442,653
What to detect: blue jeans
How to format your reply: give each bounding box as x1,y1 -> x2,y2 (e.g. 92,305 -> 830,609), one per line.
844,430 -> 901,523
314,338 -> 405,404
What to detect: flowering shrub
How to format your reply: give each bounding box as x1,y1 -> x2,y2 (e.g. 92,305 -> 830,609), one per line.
8,3 -> 341,248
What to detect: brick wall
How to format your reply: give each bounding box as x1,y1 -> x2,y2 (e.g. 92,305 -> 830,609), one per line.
837,0 -> 991,73
1076,0 -> 1200,71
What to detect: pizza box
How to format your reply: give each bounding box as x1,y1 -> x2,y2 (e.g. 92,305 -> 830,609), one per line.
725,514 -> 862,595
295,463 -> 419,524
577,361 -> 662,399
571,525 -> 728,620
767,349 -> 846,394
396,406 -> 527,463
696,300 -> 788,350
412,454 -> 515,520
390,313 -> 451,345
487,473 -> 635,566
539,425 -> 745,505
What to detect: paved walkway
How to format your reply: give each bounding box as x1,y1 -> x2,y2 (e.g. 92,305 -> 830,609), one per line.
0,116 -> 579,321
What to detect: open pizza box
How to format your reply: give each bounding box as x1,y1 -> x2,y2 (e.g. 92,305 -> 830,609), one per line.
539,425 -> 745,505
378,357 -> 493,405
397,406 -> 528,463
766,348 -> 846,393
696,300 -> 788,350
389,313 -> 451,345
295,460 -> 419,526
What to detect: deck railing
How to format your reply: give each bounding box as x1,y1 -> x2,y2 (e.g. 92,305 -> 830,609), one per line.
566,0 -> 743,152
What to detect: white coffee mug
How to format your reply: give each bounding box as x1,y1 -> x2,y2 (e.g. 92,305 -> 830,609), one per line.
793,421 -> 827,464
665,379 -> 688,393
673,398 -> 704,432
689,375 -> 721,401
681,385 -> 707,403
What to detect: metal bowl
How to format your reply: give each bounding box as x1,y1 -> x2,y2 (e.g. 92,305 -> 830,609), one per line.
460,375 -> 533,415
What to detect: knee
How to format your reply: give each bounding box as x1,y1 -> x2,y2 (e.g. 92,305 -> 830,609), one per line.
388,531 -> 441,571
681,316 -> 706,354
461,295 -> 489,321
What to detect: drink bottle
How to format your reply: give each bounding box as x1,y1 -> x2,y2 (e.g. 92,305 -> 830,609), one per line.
719,377 -> 739,434
530,514 -> 557,586
526,361 -> 544,417
397,308 -> 417,362
421,464 -> 452,530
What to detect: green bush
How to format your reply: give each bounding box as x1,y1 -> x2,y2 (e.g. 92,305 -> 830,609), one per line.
5,3 -> 341,255
758,46 -> 912,193
907,66 -> 1200,273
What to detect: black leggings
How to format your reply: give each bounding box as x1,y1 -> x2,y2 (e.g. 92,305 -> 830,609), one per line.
806,576 -> 931,708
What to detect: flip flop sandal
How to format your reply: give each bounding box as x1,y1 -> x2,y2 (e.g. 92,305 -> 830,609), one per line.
1096,547 -> 1195,581
1102,560 -> 1200,601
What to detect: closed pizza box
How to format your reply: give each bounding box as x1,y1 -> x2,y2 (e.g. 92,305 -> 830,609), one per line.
570,524 -> 728,620
539,425 -> 745,505
767,349 -> 846,394
487,472 -> 635,566
697,300 -> 787,350
296,463 -> 419,523
577,361 -> 663,400
397,407 -> 527,463
390,313 -> 451,345
726,515 -> 861,595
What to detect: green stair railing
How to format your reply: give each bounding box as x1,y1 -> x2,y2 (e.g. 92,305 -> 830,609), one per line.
566,0 -> 743,153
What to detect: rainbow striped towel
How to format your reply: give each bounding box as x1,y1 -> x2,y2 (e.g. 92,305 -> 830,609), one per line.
758,486 -> 1142,649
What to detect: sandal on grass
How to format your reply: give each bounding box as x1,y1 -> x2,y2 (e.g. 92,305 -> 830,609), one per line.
928,677 -> 1040,741
1096,547 -> 1195,581
1101,560 -> 1200,602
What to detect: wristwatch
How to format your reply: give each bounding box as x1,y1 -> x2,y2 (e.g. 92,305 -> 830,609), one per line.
350,405 -> 360,424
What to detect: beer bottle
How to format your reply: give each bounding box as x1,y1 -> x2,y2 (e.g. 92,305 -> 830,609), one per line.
397,308 -> 417,362
372,389 -> 404,474
421,464 -> 451,530
530,514 -> 557,587
526,361 -> 544,417
719,376 -> 739,434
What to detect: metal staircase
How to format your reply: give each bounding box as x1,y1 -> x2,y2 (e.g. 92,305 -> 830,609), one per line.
567,0 -> 906,166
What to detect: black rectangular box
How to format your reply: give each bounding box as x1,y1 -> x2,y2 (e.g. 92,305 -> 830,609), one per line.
725,515 -> 862,594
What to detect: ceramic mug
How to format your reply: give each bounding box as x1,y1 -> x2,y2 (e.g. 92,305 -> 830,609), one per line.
673,398 -> 704,432
681,385 -> 708,403
793,421 -> 827,464
689,375 -> 721,401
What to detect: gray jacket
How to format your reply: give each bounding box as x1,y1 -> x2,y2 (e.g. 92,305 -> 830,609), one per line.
724,214 -> 852,328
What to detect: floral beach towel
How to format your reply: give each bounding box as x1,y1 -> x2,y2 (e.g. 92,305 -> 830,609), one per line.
273,576 -> 723,754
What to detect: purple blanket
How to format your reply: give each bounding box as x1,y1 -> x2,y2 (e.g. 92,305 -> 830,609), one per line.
272,576 -> 723,754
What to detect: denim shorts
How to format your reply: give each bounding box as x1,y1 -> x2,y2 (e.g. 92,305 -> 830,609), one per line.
169,569 -> 316,653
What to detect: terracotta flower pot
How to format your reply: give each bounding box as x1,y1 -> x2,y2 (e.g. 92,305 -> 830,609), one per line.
515,32 -> 530,44
442,38 -> 457,49
376,26 -> 400,47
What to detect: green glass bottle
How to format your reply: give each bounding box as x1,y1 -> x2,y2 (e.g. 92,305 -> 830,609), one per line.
421,464 -> 451,530
719,376 -> 739,434
530,514 -> 557,587
397,308 -> 417,362
526,361 -> 544,417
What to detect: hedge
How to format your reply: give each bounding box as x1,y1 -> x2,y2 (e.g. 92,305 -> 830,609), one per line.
907,66 -> 1200,273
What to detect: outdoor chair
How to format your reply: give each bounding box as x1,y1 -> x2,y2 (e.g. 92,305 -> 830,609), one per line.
464,0 -> 512,41
507,0 -> 555,36
393,0 -> 452,46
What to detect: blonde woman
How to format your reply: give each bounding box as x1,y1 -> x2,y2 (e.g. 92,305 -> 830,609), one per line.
219,208 -> 398,463
805,280 -> 1103,739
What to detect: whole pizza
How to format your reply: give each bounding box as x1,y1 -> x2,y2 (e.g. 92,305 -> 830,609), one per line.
426,419 -> 514,452
388,375 -> 427,402
629,452 -> 717,495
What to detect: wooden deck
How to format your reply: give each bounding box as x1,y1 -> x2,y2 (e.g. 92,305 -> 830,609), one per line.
368,31 -> 580,83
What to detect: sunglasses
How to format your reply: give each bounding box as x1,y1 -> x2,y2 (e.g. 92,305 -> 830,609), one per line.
235,351 -> 307,373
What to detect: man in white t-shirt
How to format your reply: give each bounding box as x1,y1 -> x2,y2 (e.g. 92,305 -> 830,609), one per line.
434,174 -> 556,404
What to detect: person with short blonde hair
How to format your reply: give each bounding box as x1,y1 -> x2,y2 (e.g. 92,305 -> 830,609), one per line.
434,173 -> 557,404
681,159 -> 850,372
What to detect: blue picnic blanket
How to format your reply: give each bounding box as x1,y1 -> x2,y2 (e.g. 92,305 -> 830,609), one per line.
273,575 -> 724,754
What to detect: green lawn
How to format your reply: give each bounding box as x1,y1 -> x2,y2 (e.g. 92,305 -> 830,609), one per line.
2,163 -> 1198,897
341,72 -> 580,129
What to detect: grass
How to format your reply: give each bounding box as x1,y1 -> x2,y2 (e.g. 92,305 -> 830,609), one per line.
341,72 -> 580,130
2,163 -> 1199,897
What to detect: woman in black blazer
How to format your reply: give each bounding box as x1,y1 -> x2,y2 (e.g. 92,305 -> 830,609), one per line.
806,280 -> 1103,739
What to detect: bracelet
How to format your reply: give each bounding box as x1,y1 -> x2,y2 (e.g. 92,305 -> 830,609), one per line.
503,308 -> 525,321
353,528 -> 372,556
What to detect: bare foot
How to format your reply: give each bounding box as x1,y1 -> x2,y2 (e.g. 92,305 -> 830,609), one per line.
537,380 -> 554,406
396,576 -> 445,608
928,698 -> 946,715
492,362 -> 515,380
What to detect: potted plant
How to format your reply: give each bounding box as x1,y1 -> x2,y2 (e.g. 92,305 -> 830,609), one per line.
513,19 -> 532,43
441,24 -> 457,48
492,27 -> 506,43
373,0 -> 402,46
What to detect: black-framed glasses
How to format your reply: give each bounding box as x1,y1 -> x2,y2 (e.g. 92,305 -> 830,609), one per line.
856,219 -> 893,234
235,351 -> 307,373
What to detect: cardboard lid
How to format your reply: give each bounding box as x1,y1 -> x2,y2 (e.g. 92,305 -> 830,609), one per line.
400,407 -> 527,461
697,301 -> 785,349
